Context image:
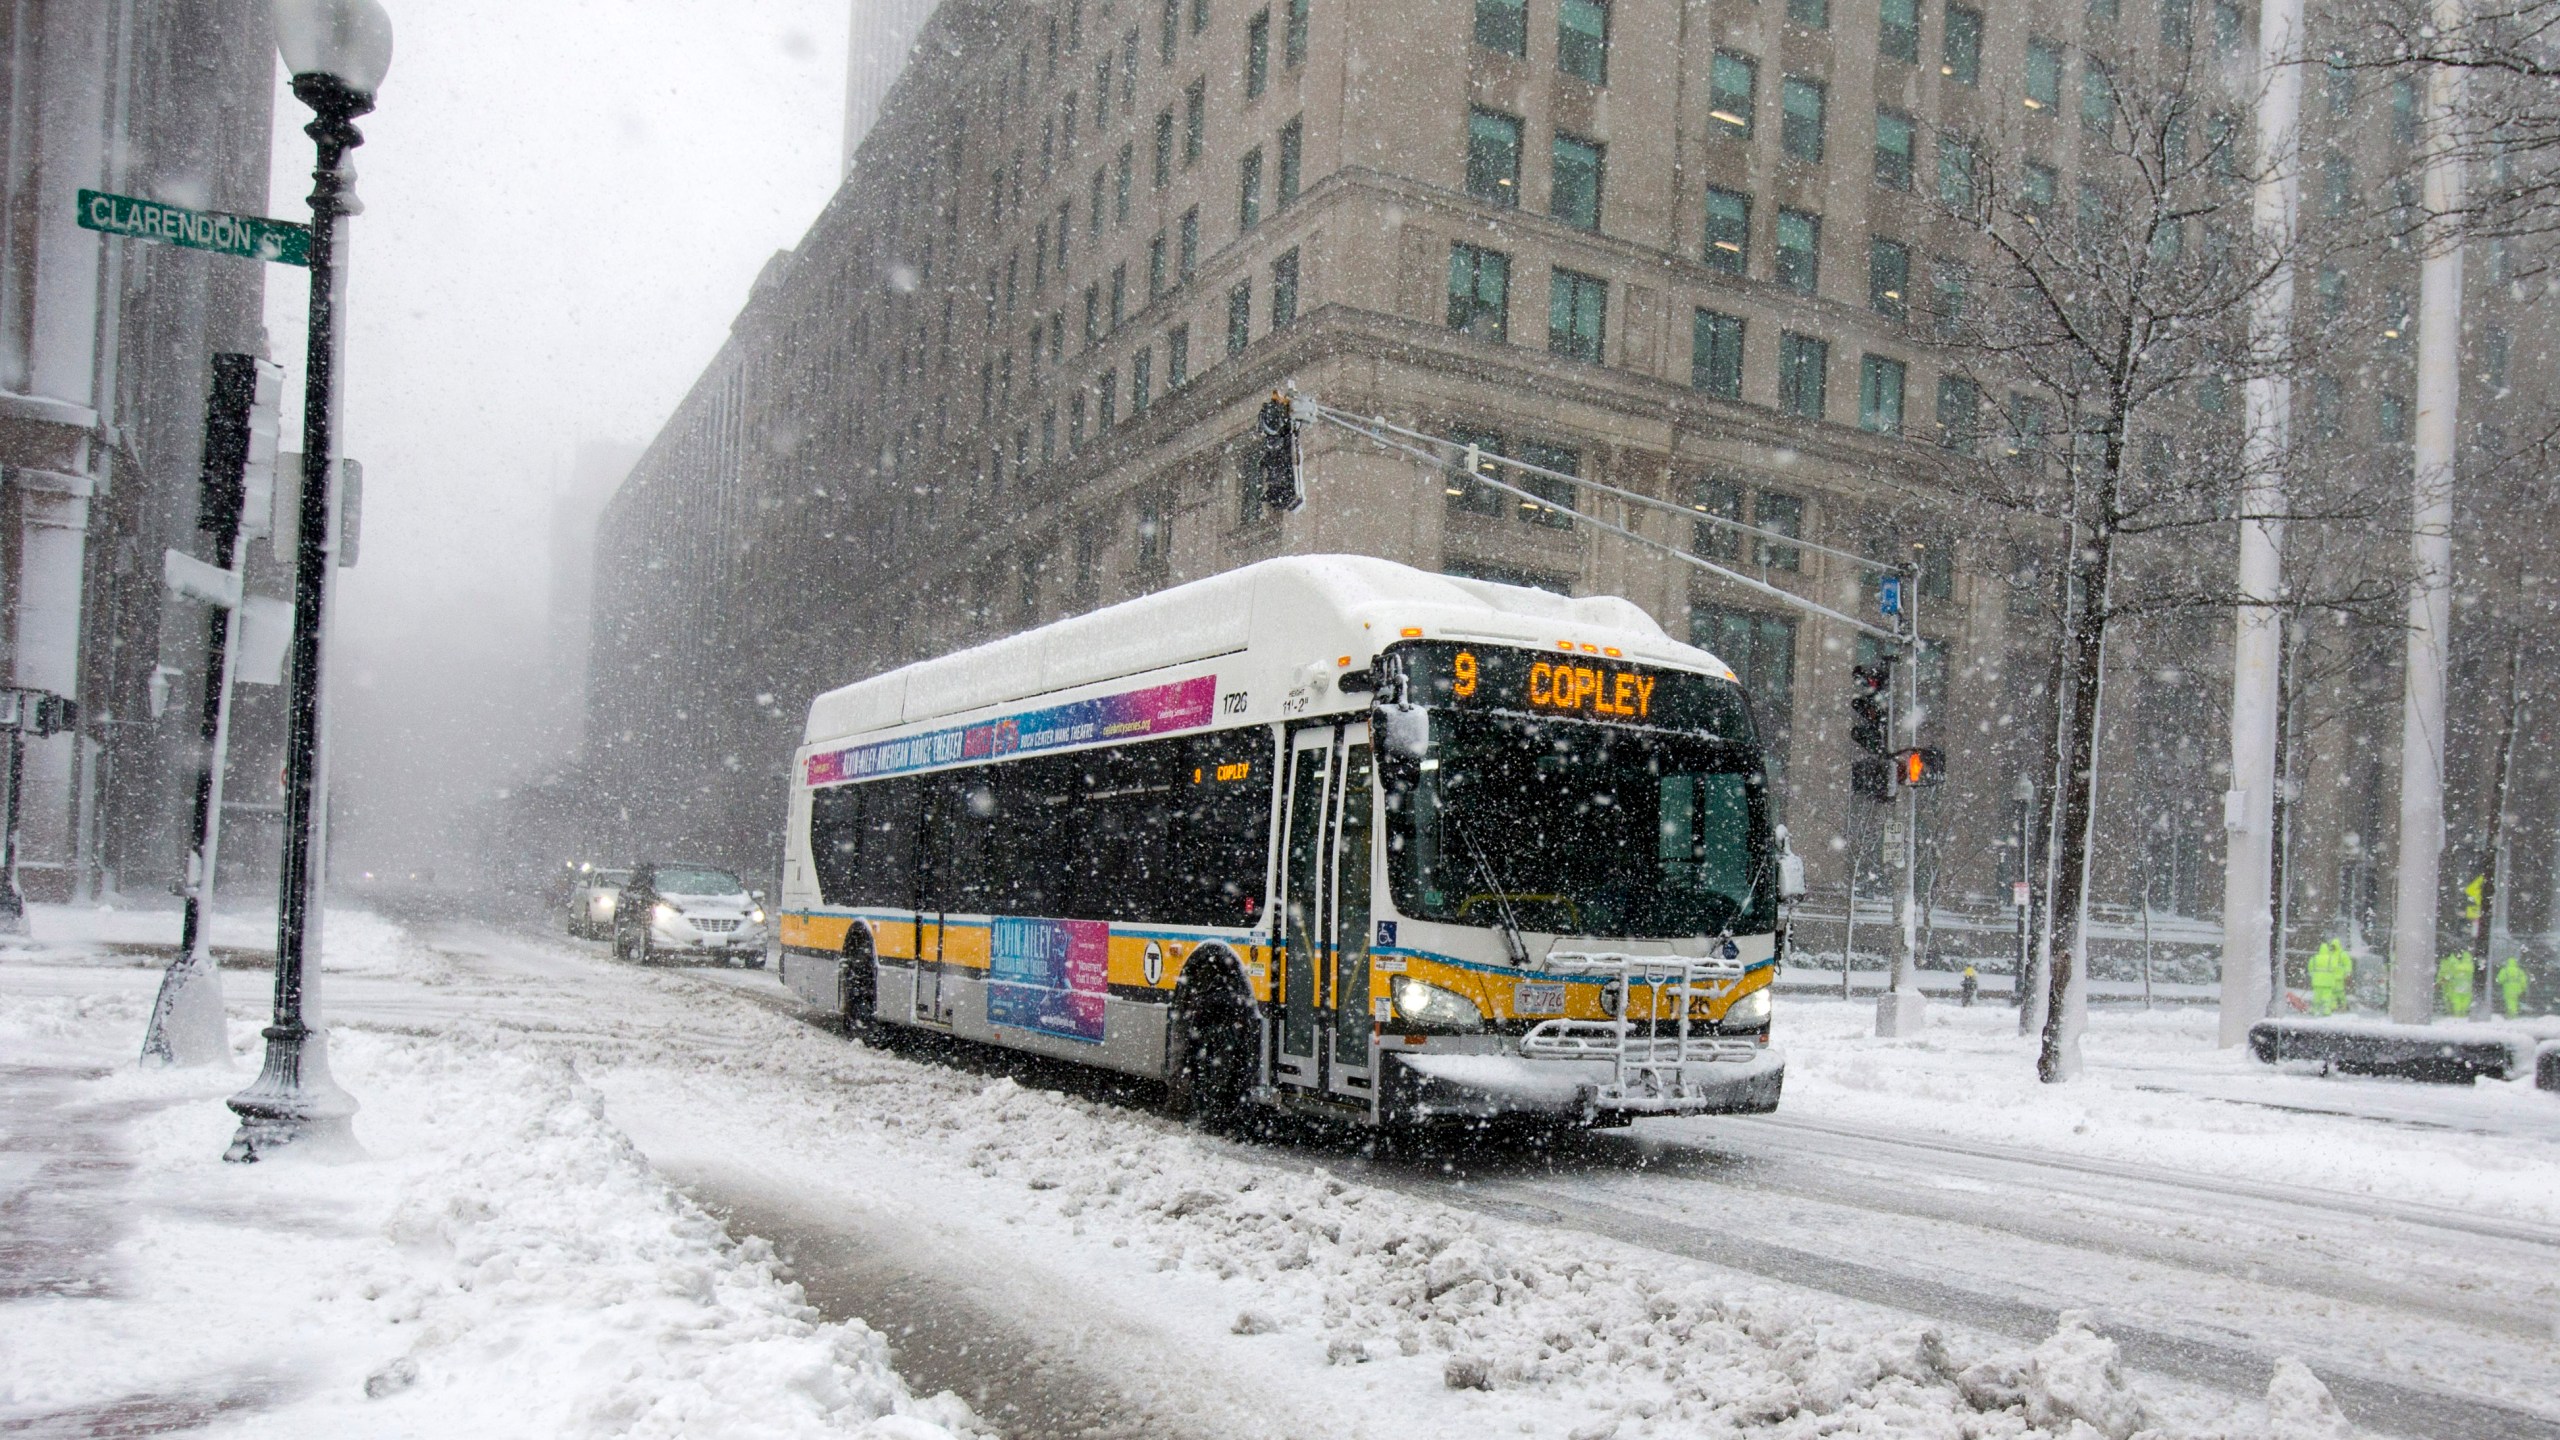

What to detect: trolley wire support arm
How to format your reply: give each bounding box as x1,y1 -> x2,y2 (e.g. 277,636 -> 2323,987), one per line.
1290,397 -> 1913,648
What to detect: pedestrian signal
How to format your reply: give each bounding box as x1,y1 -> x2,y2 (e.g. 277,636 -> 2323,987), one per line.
1257,394 -> 1303,512
1896,748 -> 1946,788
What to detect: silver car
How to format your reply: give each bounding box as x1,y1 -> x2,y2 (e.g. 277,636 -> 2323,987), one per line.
566,867 -> 630,939
611,861 -> 768,966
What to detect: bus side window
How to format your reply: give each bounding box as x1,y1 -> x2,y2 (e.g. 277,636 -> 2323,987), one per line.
810,783 -> 866,905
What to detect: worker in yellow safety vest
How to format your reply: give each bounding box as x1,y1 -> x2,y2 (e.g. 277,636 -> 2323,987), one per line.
2495,955 -> 2529,1018
2306,940 -> 2352,1016
2438,950 -> 2475,1018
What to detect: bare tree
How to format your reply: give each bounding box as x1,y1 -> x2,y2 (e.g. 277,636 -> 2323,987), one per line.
1914,57 -> 2400,1079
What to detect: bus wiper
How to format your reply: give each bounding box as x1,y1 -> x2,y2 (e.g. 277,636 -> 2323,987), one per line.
1451,809 -> 1531,968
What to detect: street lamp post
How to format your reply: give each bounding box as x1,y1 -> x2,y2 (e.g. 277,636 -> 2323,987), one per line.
225,0 -> 392,1163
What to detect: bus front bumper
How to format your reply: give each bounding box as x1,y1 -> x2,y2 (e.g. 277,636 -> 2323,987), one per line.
1387,1045 -> 1785,1122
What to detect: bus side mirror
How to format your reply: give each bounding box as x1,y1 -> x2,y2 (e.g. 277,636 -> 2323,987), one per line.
1775,825 -> 1806,901
752,888 -> 766,902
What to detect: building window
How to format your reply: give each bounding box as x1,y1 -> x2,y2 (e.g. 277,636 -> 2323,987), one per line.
1688,475 -> 1744,558
2389,75 -> 2419,145
1155,110 -> 1175,186
1286,0 -> 1309,63
1169,324 -> 1191,387
1704,187 -> 1750,272
1467,108 -> 1523,206
1227,280 -> 1252,354
1193,0 -> 1212,32
1448,242 -> 1511,341
1690,608 -> 1797,778
1775,208 -> 1820,294
1085,282 -> 1102,346
1100,369 -> 1120,428
1709,52 -> 1757,139
1558,0 -> 1609,83
1777,332 -> 1828,419
1475,0 -> 1527,56
1116,142 -> 1135,222
1878,0 -> 1918,62
1090,166 -> 1108,236
1548,268 -> 1607,363
1551,133 -> 1605,230
1935,374 -> 1980,450
2025,37 -> 2063,110
1781,76 -> 1826,162
1875,109 -> 1915,189
2324,50 -> 2355,115
2081,61 -> 2114,134
1070,390 -> 1088,447
1859,355 -> 1906,433
2315,264 -> 2346,319
1692,308 -> 1745,398
1246,8 -> 1271,96
2379,391 -> 2409,443
1868,238 -> 1909,319
1515,440 -> 1581,529
1111,262 -> 1129,326
1271,248 -> 1300,327
1754,491 -> 1805,568
1132,347 -> 1154,414
1238,146 -> 1264,229
1149,232 -> 1168,298
1162,0 -> 1180,61
1180,207 -> 1200,277
1937,134 -> 1978,211
2161,0 -> 2192,50
2089,0 -> 2119,21
1943,5 -> 1982,84
1788,0 -> 1828,30
1137,486 -> 1172,576
2207,110 -> 2242,178
2020,161 -> 2057,216
1185,80 -> 1207,162
1278,116 -> 1303,204
2309,373 -> 2343,439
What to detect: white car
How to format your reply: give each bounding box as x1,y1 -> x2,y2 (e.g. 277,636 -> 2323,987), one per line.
610,861 -> 768,966
565,867 -> 630,939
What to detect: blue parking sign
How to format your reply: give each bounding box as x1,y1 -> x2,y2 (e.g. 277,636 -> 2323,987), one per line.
1879,574 -> 1903,617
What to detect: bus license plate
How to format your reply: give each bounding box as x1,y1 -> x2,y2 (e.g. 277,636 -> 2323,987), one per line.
1513,982 -> 1565,1016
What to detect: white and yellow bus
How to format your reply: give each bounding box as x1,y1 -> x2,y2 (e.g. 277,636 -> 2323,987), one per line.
778,555 -> 1792,1127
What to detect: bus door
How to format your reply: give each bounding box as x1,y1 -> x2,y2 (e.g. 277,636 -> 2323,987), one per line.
1275,729 -> 1333,1088
1325,730 -> 1377,1102
912,781 -> 954,1026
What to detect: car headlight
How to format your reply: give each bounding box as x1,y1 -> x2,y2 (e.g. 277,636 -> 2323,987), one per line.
599,895 -> 617,913
652,902 -> 679,924
1724,986 -> 1772,1028
748,906 -> 765,925
1392,977 -> 1485,1033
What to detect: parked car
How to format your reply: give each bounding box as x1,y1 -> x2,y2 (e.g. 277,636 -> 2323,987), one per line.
565,867 -> 631,939
611,861 -> 767,966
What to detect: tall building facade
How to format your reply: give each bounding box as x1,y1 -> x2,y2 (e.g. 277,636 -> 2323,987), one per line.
845,0 -> 948,171
2,2 -> 278,902
599,0 -> 2556,978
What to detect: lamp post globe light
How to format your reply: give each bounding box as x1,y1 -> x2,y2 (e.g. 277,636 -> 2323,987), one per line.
224,0 -> 392,1163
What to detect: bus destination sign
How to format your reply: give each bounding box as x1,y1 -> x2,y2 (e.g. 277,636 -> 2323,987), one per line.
1388,640 -> 1753,741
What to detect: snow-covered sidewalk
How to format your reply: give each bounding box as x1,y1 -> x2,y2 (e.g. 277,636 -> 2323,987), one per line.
1,906 -> 2518,1438
0,917 -> 981,1440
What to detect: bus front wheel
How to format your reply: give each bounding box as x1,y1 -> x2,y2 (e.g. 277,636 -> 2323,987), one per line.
839,931 -> 878,1035
1167,960 -> 1254,1125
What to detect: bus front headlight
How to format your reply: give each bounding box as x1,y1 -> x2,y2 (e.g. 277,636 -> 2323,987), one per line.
1392,977 -> 1484,1033
1724,986 -> 1771,1028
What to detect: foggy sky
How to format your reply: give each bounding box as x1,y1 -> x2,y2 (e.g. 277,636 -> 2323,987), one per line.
258,2 -> 849,881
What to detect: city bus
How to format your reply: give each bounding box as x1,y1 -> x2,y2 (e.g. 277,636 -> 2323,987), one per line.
777,555 -> 1794,1127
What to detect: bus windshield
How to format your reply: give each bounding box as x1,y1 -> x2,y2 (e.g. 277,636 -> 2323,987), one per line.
1382,711 -> 1775,940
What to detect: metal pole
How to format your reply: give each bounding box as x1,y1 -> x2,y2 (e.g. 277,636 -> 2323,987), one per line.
2220,0 -> 2302,1046
1878,579 -> 1926,1034
2392,5 -> 2467,1024
1843,840 -> 1858,999
142,548 -> 246,1065
2017,780 -> 2035,1010
227,77 -> 367,1161
0,730 -> 23,930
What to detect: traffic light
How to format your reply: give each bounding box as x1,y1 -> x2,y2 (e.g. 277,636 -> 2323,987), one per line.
1895,747 -> 1946,788
1849,660 -> 1894,801
197,353 -> 284,551
1258,393 -> 1304,512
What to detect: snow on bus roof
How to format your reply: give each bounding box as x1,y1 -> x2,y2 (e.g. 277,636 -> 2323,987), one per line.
803,555 -> 1725,744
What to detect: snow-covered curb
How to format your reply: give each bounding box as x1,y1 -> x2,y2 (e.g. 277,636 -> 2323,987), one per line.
0,977 -> 981,1440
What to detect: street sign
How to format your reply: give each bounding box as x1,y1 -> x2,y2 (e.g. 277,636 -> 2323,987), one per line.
1879,574 -> 1903,617
76,189 -> 310,267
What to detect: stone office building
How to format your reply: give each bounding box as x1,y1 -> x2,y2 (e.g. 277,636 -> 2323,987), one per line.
2,2 -> 280,902
590,0 -> 2555,973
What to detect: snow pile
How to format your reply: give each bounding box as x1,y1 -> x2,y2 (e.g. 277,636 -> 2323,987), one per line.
0,974 -> 980,1439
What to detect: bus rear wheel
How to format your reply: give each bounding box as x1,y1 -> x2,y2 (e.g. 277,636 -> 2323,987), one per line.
839,934 -> 878,1035
1167,964 -> 1254,1126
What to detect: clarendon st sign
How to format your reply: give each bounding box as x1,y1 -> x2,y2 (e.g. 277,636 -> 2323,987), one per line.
76,189 -> 310,267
